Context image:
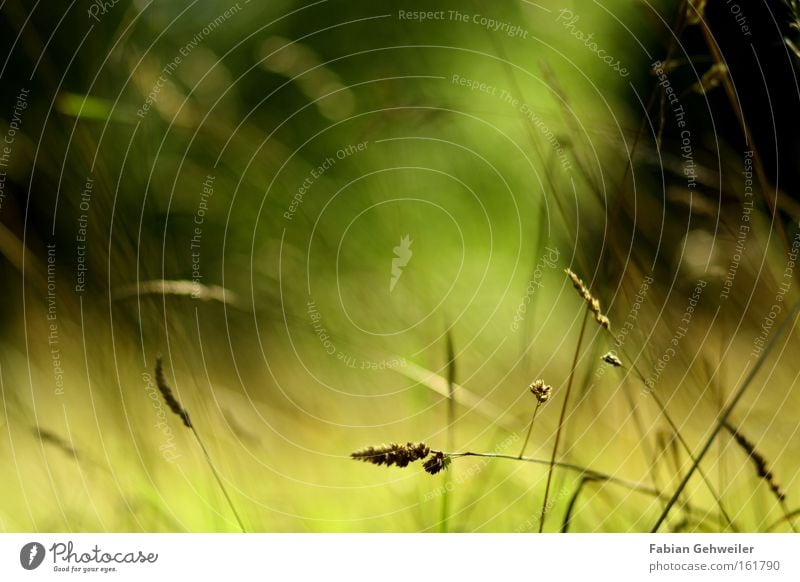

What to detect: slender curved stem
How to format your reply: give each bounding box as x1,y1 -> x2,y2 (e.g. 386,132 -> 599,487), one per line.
539,309 -> 589,532
518,403 -> 541,458
434,450 -> 727,529
443,451 -> 659,497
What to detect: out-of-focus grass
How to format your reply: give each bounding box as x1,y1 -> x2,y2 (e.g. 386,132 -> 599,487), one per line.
4,254 -> 799,532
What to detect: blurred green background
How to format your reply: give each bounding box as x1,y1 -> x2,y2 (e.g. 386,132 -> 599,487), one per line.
1,0 -> 799,532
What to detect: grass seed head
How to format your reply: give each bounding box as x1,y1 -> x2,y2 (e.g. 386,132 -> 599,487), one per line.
724,423 -> 786,502
155,356 -> 193,429
565,268 -> 611,329
423,451 -> 451,475
529,379 -> 553,404
351,442 -> 431,468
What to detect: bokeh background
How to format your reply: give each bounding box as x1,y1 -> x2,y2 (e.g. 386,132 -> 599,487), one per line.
1,0 -> 799,532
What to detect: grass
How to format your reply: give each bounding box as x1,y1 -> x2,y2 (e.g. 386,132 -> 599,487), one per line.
349,273 -> 800,533
650,298 -> 800,532
1,0 -> 799,533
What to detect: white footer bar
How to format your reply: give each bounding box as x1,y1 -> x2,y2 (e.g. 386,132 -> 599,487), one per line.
2,534 -> 797,581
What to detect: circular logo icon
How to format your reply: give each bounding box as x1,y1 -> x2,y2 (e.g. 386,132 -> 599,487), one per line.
20,542 -> 46,570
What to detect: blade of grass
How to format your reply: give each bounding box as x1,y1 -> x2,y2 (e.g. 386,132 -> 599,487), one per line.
393,360 -> 511,428
561,476 -> 598,532
439,330 -> 457,533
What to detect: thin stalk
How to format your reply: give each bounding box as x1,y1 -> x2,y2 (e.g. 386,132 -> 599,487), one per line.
518,403 -> 541,458
444,451 -> 658,497
191,428 -> 246,533
539,309 -> 590,532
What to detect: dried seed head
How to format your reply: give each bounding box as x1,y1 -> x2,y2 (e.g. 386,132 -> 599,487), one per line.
601,352 -> 623,367
565,268 -> 611,329
351,442 -> 431,468
529,379 -> 553,404
723,423 -> 786,502
423,451 -> 451,475
155,356 -> 193,429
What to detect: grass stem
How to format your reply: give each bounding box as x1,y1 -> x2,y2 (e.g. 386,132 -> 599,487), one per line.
191,428 -> 247,533
539,309 -> 590,532
518,403 -> 541,458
